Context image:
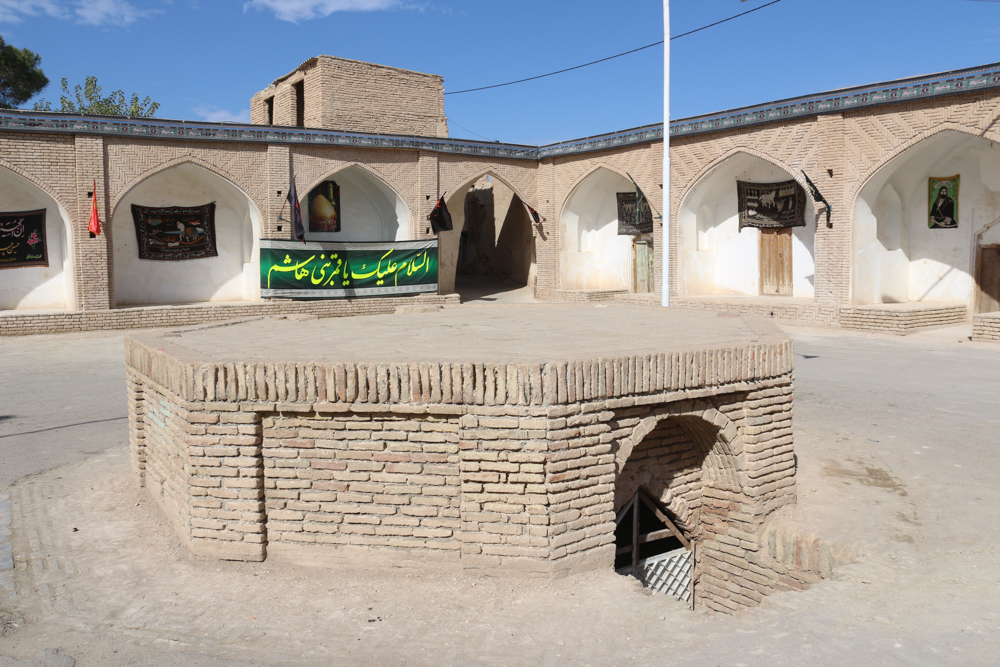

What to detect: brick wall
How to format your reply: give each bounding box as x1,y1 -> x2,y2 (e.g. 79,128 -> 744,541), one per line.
973,312 -> 1000,341
7,73 -> 999,334
251,56 -> 447,138
133,374 -> 267,561
262,409 -> 462,566
125,317 -> 832,611
0,294 -> 459,337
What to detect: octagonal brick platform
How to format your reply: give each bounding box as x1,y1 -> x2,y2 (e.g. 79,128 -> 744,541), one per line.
126,305 -> 800,613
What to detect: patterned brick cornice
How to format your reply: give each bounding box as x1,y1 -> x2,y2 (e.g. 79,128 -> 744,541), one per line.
671,61 -> 1000,138
4,62 -> 1000,159
0,108 -> 663,161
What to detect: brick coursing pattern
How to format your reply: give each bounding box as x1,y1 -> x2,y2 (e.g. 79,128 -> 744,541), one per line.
543,143 -> 665,298
6,83 -> 1000,339
251,56 -> 447,138
840,305 -> 968,333
291,145 -> 422,238
674,299 -> 842,327
0,294 -> 458,337
105,139 -> 269,221
972,312 -> 1000,341
125,321 -> 824,611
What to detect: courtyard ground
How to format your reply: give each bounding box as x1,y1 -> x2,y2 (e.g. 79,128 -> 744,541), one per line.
0,314 -> 998,666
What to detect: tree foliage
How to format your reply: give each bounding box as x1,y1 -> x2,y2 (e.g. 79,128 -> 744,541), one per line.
33,76 -> 160,117
0,37 -> 49,109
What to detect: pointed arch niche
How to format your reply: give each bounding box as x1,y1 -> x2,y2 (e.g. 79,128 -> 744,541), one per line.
678,153 -> 815,298
853,130 -> 1000,307
301,165 -> 411,244
112,163 -> 262,306
0,167 -> 75,311
439,172 -> 535,295
560,167 -> 634,291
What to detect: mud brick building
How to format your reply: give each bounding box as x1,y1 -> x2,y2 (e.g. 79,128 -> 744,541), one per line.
2,56 -> 1000,339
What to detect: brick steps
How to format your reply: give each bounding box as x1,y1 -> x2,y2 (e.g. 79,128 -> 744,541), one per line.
840,304 -> 967,334
973,312 -> 1000,342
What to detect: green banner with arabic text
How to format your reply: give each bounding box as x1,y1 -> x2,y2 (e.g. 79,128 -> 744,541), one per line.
260,239 -> 438,298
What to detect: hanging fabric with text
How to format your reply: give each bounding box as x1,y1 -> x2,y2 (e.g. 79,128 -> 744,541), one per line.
0,209 -> 47,270
260,238 -> 438,298
737,180 -> 806,230
616,192 -> 654,235
131,203 -> 218,260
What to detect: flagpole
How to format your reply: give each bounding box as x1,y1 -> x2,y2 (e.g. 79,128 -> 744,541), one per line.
661,0 -> 671,308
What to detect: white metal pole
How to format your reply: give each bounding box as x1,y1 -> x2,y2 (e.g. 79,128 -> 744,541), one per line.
661,0 -> 671,307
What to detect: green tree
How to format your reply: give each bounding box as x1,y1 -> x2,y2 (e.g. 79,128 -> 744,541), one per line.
33,76 -> 159,117
0,37 -> 49,109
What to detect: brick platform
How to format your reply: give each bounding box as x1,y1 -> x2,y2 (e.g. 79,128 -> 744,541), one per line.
973,312 -> 1000,342
1,294 -> 459,336
840,303 -> 967,334
126,305 -> 804,613
673,297 -> 841,327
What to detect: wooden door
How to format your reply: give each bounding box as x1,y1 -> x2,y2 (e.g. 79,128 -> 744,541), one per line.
977,245 -> 1000,314
759,228 -> 793,296
633,239 -> 654,293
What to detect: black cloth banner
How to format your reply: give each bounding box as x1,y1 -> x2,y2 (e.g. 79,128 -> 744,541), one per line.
429,197 -> 453,233
737,180 -> 806,230
131,203 -> 218,261
0,209 -> 47,270
616,192 -> 654,235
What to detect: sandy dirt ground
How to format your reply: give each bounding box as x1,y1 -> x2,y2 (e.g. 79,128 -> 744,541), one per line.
1,319 -> 999,666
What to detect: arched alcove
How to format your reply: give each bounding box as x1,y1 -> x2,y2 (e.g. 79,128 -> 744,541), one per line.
439,172 -> 535,298
0,167 -> 75,311
560,167 -> 635,291
112,163 -> 262,306
615,418 -> 706,538
853,130 -> 1000,308
302,165 -> 410,243
678,153 -> 815,298
611,406 -> 747,605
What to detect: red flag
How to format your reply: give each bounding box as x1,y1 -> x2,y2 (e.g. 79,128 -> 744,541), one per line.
88,180 -> 101,238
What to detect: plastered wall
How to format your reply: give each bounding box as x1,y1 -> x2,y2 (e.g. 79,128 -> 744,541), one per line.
678,153 -> 815,298
853,130 -> 1000,305
0,166 -> 75,310
300,165 -> 410,243
111,163 -> 262,306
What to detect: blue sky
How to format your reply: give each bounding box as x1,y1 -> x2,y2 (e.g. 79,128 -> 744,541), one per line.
1,1 -> 999,144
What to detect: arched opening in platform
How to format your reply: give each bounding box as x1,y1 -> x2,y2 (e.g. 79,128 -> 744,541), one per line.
112,163 -> 262,307
301,165 -> 411,243
559,167 -> 637,292
0,166 -> 75,311
440,173 -> 535,302
853,130 -> 1000,312
613,411 -> 744,606
678,153 -> 815,298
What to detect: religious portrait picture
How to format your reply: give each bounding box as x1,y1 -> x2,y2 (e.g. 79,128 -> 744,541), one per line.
308,180 -> 341,233
928,175 -> 959,229
131,203 -> 218,260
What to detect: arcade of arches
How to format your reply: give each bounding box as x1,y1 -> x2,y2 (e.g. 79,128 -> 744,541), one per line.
4,55 -> 1000,343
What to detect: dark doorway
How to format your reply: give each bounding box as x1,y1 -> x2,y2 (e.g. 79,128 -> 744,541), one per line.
455,175 -> 535,303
